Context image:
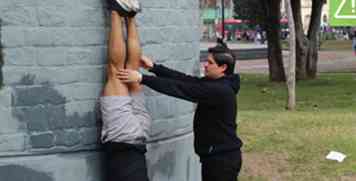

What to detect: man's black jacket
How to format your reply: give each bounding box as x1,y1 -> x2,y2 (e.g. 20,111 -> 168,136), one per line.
141,64 -> 243,157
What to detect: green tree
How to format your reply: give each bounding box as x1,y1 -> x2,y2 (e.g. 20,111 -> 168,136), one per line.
233,0 -> 264,24
292,0 -> 326,80
233,0 -> 286,82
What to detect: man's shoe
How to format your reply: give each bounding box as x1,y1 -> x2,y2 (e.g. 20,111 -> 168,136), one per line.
106,0 -> 141,17
128,0 -> 141,13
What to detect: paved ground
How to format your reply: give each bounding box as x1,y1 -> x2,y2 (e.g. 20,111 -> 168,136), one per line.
200,42 -> 356,74
200,41 -> 267,51
236,50 -> 356,74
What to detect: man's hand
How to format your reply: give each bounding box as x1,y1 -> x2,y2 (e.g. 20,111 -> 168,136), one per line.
117,69 -> 142,83
140,55 -> 154,70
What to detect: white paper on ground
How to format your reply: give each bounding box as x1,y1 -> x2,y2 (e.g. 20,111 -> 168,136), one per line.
326,151 -> 347,162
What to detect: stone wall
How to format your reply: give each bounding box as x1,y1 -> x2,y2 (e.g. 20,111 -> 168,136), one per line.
0,0 -> 201,180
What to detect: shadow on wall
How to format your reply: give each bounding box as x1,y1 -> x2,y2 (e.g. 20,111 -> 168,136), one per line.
0,19 -> 3,89
0,165 -> 53,181
11,74 -> 102,151
6,74 -> 106,180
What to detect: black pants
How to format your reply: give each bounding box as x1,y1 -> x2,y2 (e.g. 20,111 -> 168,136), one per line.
201,150 -> 242,181
104,142 -> 149,181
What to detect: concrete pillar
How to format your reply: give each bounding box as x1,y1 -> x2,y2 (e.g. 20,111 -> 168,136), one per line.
0,0 -> 201,180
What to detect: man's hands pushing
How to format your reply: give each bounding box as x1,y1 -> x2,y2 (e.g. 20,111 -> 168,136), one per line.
116,55 -> 154,83
140,55 -> 154,70
117,69 -> 143,83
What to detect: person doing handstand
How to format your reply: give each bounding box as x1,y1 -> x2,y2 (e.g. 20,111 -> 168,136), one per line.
100,1 -> 151,181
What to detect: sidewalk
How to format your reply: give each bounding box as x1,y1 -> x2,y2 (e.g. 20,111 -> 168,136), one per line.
236,50 -> 356,74
200,41 -> 267,51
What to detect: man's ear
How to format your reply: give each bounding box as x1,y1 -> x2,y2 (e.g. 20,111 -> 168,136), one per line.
220,64 -> 227,73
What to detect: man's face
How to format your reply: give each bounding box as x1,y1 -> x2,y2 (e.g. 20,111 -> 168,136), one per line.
203,54 -> 226,79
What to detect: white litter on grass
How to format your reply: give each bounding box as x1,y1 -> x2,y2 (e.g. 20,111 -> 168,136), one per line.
326,151 -> 347,162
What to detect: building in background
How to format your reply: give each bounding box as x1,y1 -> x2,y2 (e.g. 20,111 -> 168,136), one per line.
300,0 -> 329,32
200,0 -> 234,40
200,1 -> 335,41
281,0 -> 329,32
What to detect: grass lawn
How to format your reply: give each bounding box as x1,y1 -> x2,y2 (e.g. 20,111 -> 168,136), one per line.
237,73 -> 356,181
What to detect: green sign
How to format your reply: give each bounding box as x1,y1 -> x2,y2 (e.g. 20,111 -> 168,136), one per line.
330,0 -> 356,26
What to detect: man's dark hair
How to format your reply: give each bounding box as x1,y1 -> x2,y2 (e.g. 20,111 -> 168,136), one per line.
208,40 -> 236,75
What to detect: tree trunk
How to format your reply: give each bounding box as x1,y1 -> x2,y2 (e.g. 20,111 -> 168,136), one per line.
291,0 -> 308,80
306,0 -> 324,78
262,0 -> 286,82
292,0 -> 325,80
285,0 -> 296,110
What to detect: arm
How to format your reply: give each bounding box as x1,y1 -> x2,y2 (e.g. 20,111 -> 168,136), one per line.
117,69 -> 227,104
149,64 -> 200,82
141,75 -> 225,104
141,55 -> 200,82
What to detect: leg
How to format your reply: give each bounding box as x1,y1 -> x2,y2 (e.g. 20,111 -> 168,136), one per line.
126,17 -> 152,139
103,11 -> 129,96
125,17 -> 143,93
201,151 -> 242,181
125,17 -> 152,141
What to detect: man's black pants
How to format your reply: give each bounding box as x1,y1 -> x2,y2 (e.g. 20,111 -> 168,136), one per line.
104,142 -> 149,181
201,150 -> 242,181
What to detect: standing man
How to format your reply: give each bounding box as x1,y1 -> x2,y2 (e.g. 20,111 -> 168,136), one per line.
352,30 -> 356,56
101,0 -> 151,181
118,41 -> 243,181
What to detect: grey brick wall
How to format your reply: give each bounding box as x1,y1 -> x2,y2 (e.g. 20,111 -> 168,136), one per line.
0,0 -> 201,181
0,19 -> 3,88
